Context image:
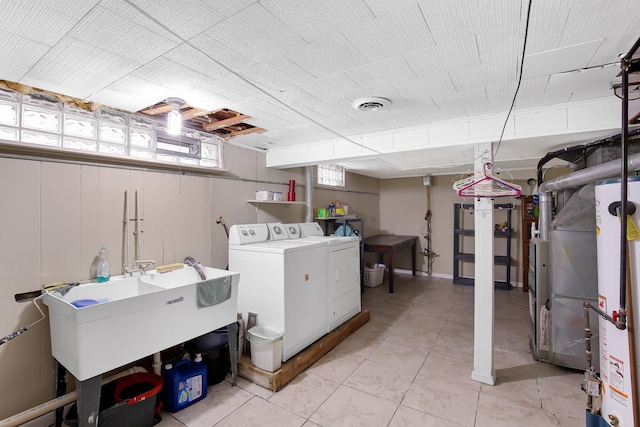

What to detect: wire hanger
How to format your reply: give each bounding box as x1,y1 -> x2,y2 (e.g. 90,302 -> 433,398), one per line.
453,162 -> 522,198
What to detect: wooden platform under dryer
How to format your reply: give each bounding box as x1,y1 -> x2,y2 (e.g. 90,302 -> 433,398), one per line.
238,309 -> 370,391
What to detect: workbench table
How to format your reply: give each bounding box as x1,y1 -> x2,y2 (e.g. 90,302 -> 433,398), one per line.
363,235 -> 418,293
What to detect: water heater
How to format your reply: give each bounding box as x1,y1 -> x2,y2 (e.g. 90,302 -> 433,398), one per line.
595,177 -> 640,426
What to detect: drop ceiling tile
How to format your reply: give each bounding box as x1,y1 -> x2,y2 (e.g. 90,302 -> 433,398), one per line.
569,86 -> 615,102
297,73 -> 360,103
476,23 -> 523,65
363,0 -> 421,17
186,33 -> 257,73
404,35 -> 481,77
204,3 -> 308,62
546,63 -> 618,101
287,33 -> 369,78
393,74 -> 456,100
231,96 -> 303,124
0,30 -> 50,67
0,63 -> 30,82
419,0 -> 521,44
323,115 -> 365,131
162,43 -> 232,83
68,5 -> 178,63
341,5 -> 436,62
561,0 -> 640,47
522,40 -> 602,79
344,56 -> 417,90
0,0 -> 82,46
260,0 -> 376,43
508,76 -> 548,107
433,88 -> 488,112
239,56 -> 315,93
526,1 -> 571,54
177,87 -> 237,111
126,0 -> 224,39
589,34 -> 640,67
23,38 -> 140,99
86,85 -> 171,112
417,0 -> 475,44
99,0 -> 181,43
131,57 -> 204,92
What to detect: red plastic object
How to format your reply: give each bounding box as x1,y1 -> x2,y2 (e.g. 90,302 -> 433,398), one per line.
114,372 -> 164,414
613,310 -> 619,322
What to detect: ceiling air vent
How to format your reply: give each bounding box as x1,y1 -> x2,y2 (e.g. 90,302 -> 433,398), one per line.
352,97 -> 391,111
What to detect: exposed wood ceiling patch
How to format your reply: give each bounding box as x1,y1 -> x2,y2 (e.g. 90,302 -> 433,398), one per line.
139,101 -> 266,139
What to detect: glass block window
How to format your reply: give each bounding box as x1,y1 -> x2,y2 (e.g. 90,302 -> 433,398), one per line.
0,102 -> 19,126
0,88 -> 224,170
317,164 -> 345,187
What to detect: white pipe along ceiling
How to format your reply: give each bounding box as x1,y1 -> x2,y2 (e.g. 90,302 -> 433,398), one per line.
0,0 -> 638,177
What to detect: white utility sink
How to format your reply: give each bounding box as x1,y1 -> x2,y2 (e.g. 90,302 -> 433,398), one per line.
43,265 -> 239,381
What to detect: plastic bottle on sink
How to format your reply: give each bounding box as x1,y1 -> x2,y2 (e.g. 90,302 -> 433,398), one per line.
97,245 -> 111,283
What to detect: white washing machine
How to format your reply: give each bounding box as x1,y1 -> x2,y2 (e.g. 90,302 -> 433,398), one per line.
229,223 -> 328,362
294,222 -> 361,331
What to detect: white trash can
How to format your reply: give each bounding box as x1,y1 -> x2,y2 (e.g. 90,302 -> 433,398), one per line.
247,326 -> 284,372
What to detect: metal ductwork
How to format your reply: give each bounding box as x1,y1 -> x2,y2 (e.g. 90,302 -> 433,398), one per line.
537,152 -> 640,239
305,166 -> 314,222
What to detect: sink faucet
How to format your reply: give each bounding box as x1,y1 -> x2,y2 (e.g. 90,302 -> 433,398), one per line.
124,260 -> 156,277
184,256 -> 206,280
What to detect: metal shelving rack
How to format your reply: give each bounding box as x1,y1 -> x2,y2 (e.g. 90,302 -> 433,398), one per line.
452,203 -> 513,290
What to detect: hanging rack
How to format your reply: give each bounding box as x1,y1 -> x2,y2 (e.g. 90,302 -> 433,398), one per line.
453,162 -> 522,198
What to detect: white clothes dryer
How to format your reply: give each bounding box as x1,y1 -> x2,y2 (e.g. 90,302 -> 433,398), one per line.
296,222 -> 361,331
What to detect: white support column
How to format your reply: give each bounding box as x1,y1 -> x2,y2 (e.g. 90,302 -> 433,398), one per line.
471,143 -> 496,385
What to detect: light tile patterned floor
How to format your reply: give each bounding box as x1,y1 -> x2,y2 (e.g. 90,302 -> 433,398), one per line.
156,275 -> 587,427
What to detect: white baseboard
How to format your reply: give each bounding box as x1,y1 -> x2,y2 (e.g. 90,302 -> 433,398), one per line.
391,268 -> 523,288
392,268 -> 452,279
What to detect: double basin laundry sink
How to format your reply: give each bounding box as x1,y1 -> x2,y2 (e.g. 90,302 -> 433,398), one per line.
43,265 -> 239,381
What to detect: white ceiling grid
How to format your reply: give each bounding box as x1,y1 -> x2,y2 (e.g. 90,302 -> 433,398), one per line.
344,57 -> 418,91
0,1 -> 81,46
24,38 -> 140,98
126,0 -> 224,40
32,0 -> 101,19
286,33 -> 370,80
100,0 -> 181,43
561,1 -> 639,47
259,0 -> 377,43
403,35 -> 482,79
203,3 -> 307,62
68,5 -> 178,64
0,31 -> 50,74
186,33 -> 257,74
0,0 -> 637,177
526,1 -> 571,54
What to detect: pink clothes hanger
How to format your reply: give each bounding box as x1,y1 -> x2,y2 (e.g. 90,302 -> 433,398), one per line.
453,162 -> 522,198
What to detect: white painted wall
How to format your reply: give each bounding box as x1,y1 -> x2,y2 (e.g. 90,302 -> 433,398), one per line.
0,143 -> 379,419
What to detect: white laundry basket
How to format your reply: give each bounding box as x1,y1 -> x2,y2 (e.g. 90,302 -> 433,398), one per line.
247,326 -> 284,372
364,264 -> 385,288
